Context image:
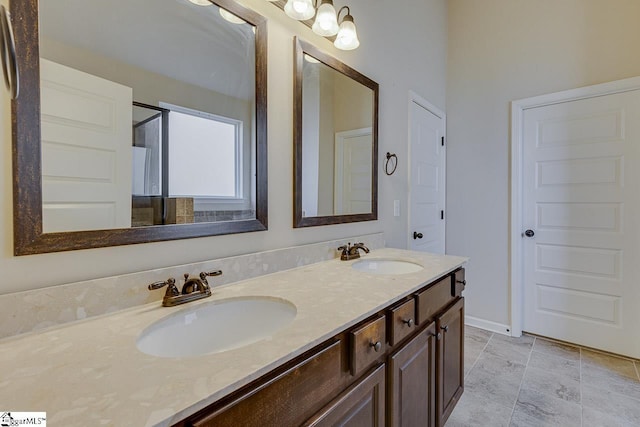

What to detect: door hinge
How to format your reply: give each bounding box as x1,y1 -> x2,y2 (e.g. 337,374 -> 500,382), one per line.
441,136 -> 445,146
441,210 -> 444,220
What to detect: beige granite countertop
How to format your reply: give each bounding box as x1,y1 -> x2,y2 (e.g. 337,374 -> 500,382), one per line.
0,248 -> 466,426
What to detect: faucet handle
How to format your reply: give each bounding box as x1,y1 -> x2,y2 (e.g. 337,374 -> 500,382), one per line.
148,278 -> 179,298
199,269 -> 223,287
200,270 -> 223,278
148,277 -> 176,290
337,244 -> 350,254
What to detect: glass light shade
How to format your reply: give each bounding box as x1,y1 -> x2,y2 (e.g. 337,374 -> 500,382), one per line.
334,17 -> 359,50
219,8 -> 246,24
188,0 -> 212,5
284,0 -> 315,20
312,1 -> 339,36
304,54 -> 321,64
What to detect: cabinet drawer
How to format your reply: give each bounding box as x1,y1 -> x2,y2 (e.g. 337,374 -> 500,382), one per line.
350,315 -> 386,376
190,340 -> 345,427
415,276 -> 454,325
387,299 -> 416,346
452,268 -> 466,297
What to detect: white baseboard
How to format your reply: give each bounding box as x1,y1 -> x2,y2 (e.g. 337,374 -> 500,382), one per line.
465,315 -> 512,336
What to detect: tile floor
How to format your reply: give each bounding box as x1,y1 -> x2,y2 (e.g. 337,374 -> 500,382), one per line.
446,326 -> 640,427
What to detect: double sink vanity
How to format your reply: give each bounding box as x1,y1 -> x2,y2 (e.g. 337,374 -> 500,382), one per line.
0,248 -> 466,426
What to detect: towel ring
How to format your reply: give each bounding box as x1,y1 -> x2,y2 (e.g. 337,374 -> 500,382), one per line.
0,5 -> 19,100
385,152 -> 398,176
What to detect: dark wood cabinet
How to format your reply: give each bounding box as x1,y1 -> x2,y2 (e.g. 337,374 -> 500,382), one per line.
388,322 -> 437,427
304,364 -> 386,427
176,268 -> 466,427
436,297 -> 465,427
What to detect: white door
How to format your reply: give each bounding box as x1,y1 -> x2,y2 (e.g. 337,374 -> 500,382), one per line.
334,128 -> 373,215
408,96 -> 446,254
522,89 -> 640,358
40,59 -> 133,232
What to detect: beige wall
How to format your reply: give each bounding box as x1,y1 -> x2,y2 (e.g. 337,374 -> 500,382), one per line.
333,70 -> 372,133
317,67 -> 335,216
0,0 -> 447,295
446,0 -> 640,327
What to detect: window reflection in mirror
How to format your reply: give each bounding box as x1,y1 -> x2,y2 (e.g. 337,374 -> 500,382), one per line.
38,0 -> 257,233
163,104 -> 242,200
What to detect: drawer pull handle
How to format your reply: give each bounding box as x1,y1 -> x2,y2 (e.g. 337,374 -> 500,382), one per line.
441,325 -> 449,332
402,318 -> 414,327
456,279 -> 466,286
370,341 -> 382,352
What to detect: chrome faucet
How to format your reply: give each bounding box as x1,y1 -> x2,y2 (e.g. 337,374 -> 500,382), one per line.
337,242 -> 370,261
148,270 -> 222,307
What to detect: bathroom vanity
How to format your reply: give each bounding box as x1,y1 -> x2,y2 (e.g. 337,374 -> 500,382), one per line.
0,249 -> 466,426
175,267 -> 465,427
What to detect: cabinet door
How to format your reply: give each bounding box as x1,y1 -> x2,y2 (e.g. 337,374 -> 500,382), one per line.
304,364 -> 386,427
388,322 -> 437,427
436,297 -> 464,427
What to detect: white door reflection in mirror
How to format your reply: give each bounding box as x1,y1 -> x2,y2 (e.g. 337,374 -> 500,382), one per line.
40,59 -> 133,233
334,128 -> 372,215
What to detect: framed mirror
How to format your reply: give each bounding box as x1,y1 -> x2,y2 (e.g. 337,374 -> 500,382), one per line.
293,37 -> 378,228
11,0 -> 268,255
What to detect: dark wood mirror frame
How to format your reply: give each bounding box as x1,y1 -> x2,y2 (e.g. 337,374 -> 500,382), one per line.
11,0 -> 268,255
293,37 -> 378,228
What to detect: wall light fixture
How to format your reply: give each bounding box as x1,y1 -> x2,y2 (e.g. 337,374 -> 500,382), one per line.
269,0 -> 360,50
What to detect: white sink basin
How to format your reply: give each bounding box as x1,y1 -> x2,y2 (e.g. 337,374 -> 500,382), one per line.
351,258 -> 424,275
136,297 -> 297,358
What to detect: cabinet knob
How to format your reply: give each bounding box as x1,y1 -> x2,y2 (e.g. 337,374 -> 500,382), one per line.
441,325 -> 449,332
370,341 -> 382,352
402,318 -> 414,327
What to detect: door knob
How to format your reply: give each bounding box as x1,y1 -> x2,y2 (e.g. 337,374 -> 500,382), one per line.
413,232 -> 423,240
524,229 -> 535,237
